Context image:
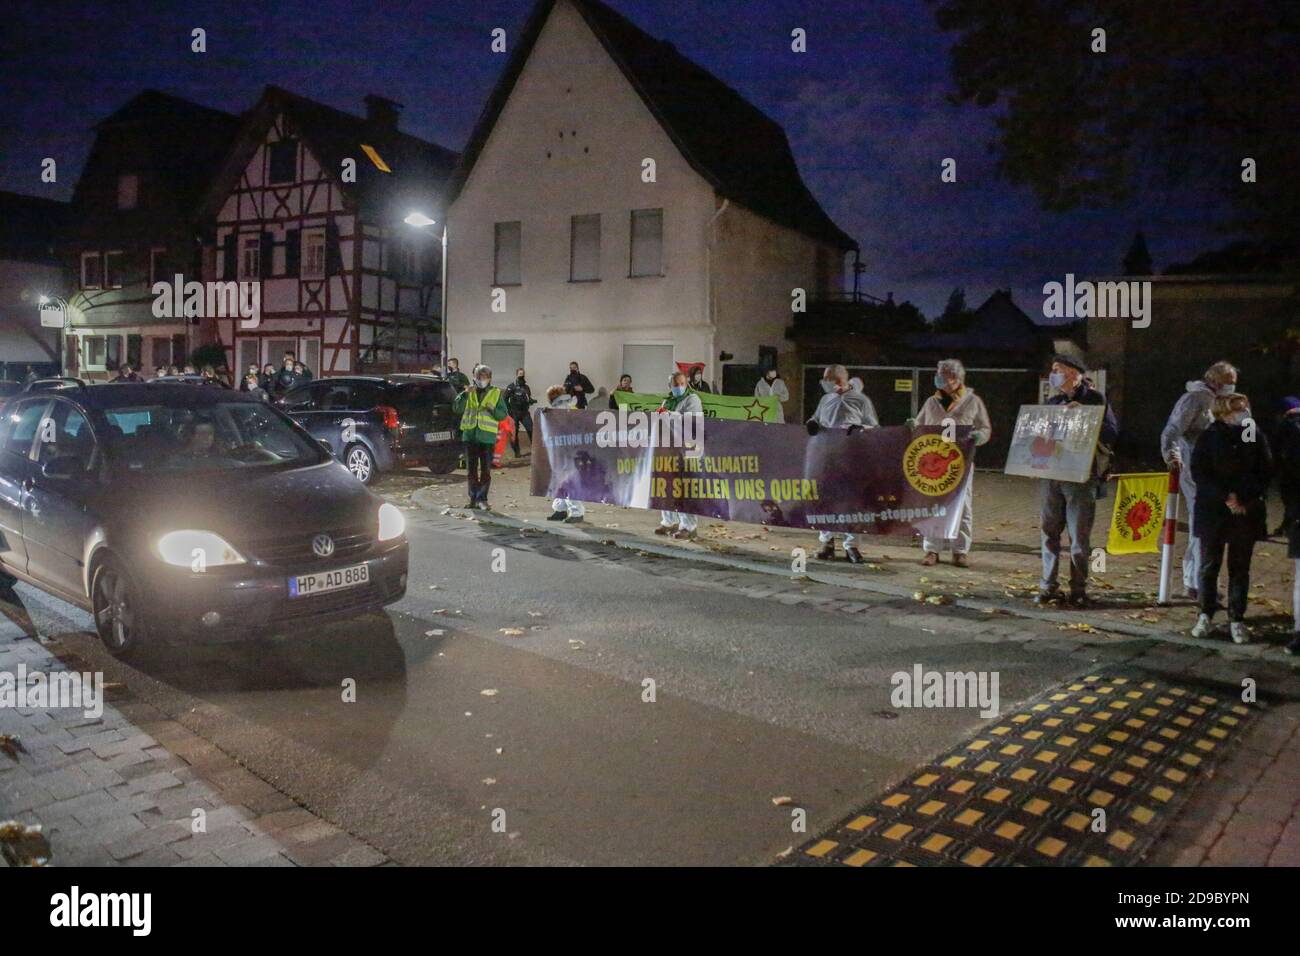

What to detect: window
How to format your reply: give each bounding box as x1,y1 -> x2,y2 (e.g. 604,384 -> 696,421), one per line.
106,335 -> 123,371
569,214 -> 600,281
81,252 -> 102,289
268,139 -> 298,184
360,144 -> 391,173
36,402 -> 95,468
302,229 -> 326,279
104,251 -> 125,289
150,247 -> 167,284
398,242 -> 420,283
83,336 -> 107,370
629,208 -> 663,277
1,400 -> 49,458
239,235 -> 260,280
117,173 -> 139,210
494,221 -> 521,285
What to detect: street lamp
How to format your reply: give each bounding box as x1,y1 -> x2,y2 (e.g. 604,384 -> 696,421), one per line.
37,295 -> 71,375
403,211 -> 436,228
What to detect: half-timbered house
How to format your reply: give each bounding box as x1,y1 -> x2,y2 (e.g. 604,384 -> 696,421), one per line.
62,91 -> 241,379
199,86 -> 458,377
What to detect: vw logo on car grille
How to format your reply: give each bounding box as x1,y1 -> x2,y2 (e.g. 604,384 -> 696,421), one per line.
311,534 -> 335,558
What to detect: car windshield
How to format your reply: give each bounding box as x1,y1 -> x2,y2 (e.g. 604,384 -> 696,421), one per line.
100,402 -> 323,473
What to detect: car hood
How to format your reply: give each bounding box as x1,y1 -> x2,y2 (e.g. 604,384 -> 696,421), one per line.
116,460 -> 380,544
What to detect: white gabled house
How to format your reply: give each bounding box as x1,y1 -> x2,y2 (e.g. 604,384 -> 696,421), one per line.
199,86 -> 458,377
445,0 -> 857,405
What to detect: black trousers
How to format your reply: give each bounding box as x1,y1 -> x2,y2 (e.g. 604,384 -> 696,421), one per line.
510,411 -> 533,454
464,441 -> 494,503
1198,520 -> 1255,621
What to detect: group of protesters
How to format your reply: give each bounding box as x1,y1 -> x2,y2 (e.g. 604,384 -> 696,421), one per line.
1158,361 -> 1300,652
443,352 -> 1299,651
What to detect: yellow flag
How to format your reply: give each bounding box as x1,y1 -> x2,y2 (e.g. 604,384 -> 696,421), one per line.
1107,472 -> 1168,554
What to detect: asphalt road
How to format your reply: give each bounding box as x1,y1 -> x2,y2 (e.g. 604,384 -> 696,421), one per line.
3,505 -> 1119,865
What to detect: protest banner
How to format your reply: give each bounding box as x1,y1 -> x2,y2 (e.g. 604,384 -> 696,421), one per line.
1003,404 -> 1105,483
613,389 -> 781,422
531,408 -> 973,540
1106,472 -> 1168,554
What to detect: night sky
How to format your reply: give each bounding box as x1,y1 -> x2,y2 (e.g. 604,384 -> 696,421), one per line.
2,0 -> 1232,318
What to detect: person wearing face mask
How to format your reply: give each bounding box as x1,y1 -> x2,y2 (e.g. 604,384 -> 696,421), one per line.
914,359 -> 992,566
444,358 -> 469,392
564,361 -> 595,409
687,364 -> 712,394
1035,354 -> 1119,608
504,367 -> 535,457
1160,360 -> 1239,599
452,364 -> 509,510
754,367 -> 789,411
1188,393 -> 1272,644
609,374 -> 634,410
654,371 -> 704,540
806,364 -> 877,563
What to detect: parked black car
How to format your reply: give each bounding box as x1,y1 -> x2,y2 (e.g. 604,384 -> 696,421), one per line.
277,374 -> 460,484
0,383 -> 409,658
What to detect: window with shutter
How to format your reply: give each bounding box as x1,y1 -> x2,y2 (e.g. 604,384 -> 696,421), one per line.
301,229 -> 325,279
325,221 -> 342,275
629,209 -> 663,277
260,232 -> 275,277
81,252 -> 102,289
494,221 -> 521,285
285,228 -> 301,277
221,234 -> 236,281
239,236 -> 260,280
569,214 -> 600,282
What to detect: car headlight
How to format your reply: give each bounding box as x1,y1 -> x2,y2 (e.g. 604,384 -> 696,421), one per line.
157,530 -> 246,568
378,502 -> 405,541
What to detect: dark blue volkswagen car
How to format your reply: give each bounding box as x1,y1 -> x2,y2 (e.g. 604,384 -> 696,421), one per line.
0,383 -> 409,658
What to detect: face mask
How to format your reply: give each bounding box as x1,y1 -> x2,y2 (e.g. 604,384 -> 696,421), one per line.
1217,383 -> 1236,396
1227,410 -> 1249,426
765,372 -> 777,382
934,374 -> 947,391
821,380 -> 836,394
477,378 -> 490,388
670,385 -> 686,398
517,376 -> 525,383
1049,371 -> 1066,390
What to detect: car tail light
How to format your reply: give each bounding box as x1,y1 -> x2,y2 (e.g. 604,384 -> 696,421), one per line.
374,405 -> 400,431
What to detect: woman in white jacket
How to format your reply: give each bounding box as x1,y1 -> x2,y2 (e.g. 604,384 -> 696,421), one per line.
914,359 -> 991,566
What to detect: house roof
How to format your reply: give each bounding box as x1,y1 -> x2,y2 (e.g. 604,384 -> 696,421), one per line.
73,90 -> 242,221
0,191 -> 70,263
200,86 -> 458,224
451,0 -> 856,251
904,290 -> 1053,353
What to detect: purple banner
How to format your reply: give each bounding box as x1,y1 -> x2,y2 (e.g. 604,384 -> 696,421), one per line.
530,409 -> 974,539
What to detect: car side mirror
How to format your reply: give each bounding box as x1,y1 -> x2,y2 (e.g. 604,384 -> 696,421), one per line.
41,455 -> 84,480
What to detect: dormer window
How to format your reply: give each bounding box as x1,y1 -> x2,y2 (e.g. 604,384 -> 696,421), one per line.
117,173 -> 138,210
268,139 -> 298,184
360,144 -> 391,173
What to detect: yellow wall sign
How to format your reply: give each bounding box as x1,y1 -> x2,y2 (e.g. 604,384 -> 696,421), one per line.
894,379 -> 913,392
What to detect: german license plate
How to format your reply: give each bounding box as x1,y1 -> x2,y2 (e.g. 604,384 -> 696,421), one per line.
425,430 -> 452,442
289,563 -> 369,598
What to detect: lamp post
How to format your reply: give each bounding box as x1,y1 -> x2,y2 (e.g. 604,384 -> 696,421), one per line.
37,295 -> 71,376
403,211 -> 438,373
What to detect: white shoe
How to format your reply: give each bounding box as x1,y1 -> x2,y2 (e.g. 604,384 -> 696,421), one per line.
1190,613 -> 1213,638
1230,622 -> 1250,645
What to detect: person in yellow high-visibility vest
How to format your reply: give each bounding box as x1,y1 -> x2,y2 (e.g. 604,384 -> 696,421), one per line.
452,364 -> 509,510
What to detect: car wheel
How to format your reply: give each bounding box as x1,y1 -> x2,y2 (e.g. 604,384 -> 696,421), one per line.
91,556 -> 149,659
345,443 -> 376,484
427,458 -> 457,475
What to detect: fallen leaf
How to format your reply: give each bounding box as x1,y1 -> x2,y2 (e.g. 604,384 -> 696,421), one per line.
771,796 -> 795,806
499,627 -> 526,636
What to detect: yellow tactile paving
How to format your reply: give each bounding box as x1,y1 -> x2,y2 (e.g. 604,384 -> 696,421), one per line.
789,669 -> 1258,868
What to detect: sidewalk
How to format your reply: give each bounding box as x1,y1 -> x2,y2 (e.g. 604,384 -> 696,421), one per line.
416,454 -> 1298,658
0,621 -> 387,867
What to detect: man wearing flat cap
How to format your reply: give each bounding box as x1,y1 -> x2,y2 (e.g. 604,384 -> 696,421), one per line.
1035,354 -> 1119,608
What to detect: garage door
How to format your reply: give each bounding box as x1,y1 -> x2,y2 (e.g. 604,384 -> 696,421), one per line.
621,344 -> 675,396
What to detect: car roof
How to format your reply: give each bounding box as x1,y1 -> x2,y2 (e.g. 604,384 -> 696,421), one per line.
307,373 -> 449,385
19,382 -> 258,410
